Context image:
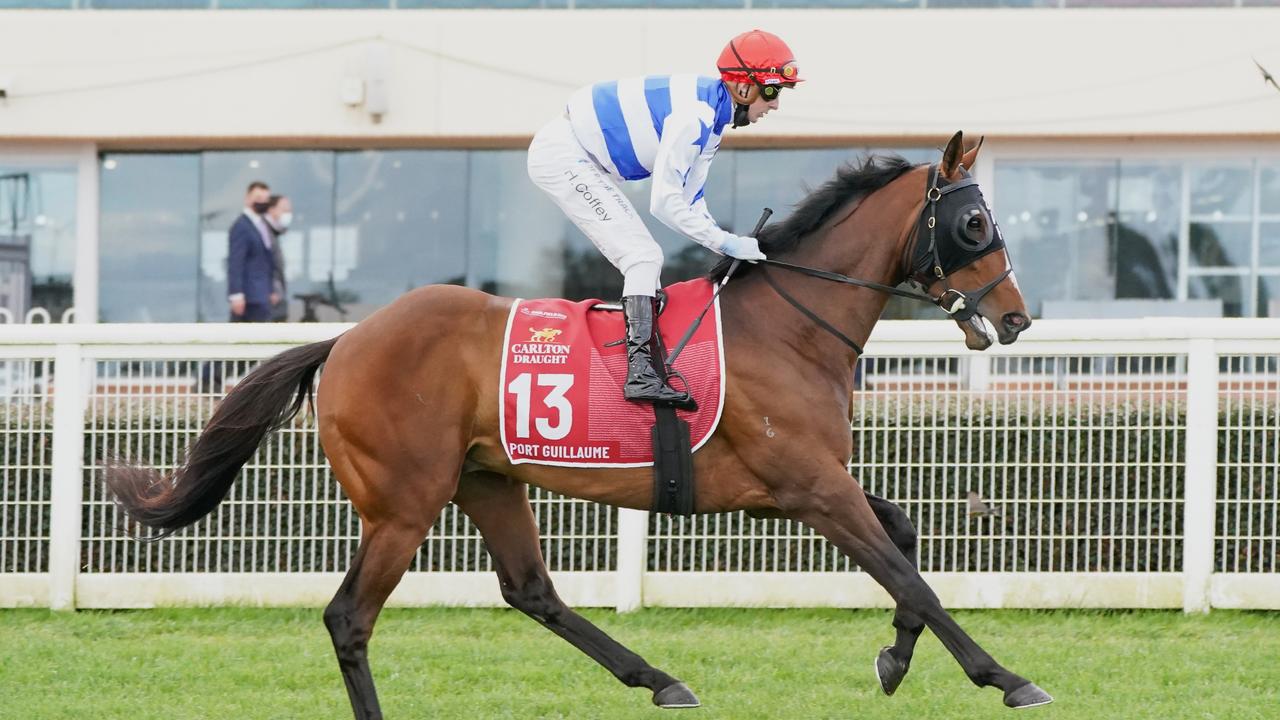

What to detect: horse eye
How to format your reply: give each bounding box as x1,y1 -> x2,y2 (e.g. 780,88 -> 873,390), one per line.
955,206 -> 991,249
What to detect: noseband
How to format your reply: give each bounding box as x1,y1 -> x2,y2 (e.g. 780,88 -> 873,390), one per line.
756,162 -> 1014,355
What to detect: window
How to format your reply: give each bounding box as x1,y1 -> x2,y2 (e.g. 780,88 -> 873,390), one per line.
97,146 -> 933,322
2,0 -> 1266,7
467,150 -> 580,300
84,0 -> 207,7
334,151 -> 469,315
466,149 -> 738,303
217,0 -> 389,6
994,161 -> 1119,316
100,154 -> 201,322
1067,0 -> 1233,6
199,151 -> 336,322
0,0 -> 72,6
753,0 -> 916,6
0,165 -> 77,323
1258,162 -> 1280,317
995,157 -> 1280,318
931,0 -> 1055,6
1114,163 -> 1179,300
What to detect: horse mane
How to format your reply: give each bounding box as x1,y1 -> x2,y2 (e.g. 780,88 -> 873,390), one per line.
708,154 -> 917,282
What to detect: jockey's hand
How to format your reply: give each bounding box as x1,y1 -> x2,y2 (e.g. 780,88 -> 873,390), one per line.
721,235 -> 767,262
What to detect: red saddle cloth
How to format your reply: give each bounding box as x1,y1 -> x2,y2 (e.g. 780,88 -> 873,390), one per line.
500,278 -> 724,468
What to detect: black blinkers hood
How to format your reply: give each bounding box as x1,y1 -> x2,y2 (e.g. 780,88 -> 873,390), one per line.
911,164 -> 1007,282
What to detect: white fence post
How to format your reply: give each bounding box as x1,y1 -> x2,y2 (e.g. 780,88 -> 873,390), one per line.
966,354 -> 991,391
616,508 -> 648,612
49,343 -> 87,611
1182,338 -> 1217,614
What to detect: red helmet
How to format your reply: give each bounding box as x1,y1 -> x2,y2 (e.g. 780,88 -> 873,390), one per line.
717,30 -> 803,88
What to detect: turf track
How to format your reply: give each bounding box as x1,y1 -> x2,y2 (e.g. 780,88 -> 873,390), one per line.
1,608 -> 1277,719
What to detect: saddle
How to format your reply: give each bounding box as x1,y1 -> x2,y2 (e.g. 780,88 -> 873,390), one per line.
499,278 -> 722,515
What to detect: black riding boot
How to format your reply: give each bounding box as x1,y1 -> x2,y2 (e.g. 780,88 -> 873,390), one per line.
623,295 -> 695,410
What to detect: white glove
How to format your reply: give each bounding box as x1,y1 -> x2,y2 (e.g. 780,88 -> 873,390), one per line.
720,234 -> 767,261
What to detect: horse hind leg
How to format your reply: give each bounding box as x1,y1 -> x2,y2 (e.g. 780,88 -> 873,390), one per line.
324,520 -> 430,720
323,453 -> 461,720
453,471 -> 698,709
866,492 -> 925,697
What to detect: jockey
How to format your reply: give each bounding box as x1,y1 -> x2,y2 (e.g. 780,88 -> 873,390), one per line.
528,29 -> 801,409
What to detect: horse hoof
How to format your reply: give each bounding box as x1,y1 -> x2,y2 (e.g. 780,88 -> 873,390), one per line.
874,646 -> 908,696
1004,682 -> 1053,709
653,682 -> 701,709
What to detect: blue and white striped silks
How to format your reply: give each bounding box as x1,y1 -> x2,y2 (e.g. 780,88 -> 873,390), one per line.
565,74 -> 741,254
568,74 -> 733,183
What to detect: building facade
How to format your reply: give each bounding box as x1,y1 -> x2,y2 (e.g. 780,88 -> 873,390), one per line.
1,5 -> 1278,322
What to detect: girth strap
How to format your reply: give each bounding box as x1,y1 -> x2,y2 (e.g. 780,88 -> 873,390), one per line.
762,266 -> 864,356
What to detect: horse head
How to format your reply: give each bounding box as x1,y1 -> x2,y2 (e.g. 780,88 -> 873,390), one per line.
909,131 -> 1031,350
711,134 -> 1030,357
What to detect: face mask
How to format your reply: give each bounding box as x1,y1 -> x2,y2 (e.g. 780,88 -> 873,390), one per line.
277,212 -> 293,229
252,201 -> 271,214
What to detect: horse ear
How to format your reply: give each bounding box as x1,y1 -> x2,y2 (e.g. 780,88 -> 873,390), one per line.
960,135 -> 985,172
940,131 -> 965,179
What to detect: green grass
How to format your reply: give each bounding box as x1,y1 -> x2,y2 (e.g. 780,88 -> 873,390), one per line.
1,608 -> 1277,719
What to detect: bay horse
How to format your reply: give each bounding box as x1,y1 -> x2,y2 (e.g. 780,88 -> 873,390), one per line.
107,131 -> 1050,717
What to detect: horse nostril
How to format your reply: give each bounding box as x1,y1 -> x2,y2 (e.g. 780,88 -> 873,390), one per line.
1003,313 -> 1030,332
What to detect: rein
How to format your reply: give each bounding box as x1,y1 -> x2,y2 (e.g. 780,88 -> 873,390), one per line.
753,163 -> 1012,356
757,259 -> 934,356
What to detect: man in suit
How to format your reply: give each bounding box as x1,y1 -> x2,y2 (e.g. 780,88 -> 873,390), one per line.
227,181 -> 278,322
264,194 -> 292,322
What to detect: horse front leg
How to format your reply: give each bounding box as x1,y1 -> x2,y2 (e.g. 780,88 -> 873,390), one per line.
865,492 -> 925,696
781,470 -> 1053,709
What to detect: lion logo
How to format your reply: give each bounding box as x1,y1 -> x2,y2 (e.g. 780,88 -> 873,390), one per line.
529,327 -> 563,343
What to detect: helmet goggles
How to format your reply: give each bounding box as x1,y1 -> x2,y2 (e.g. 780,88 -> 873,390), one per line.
718,37 -> 799,102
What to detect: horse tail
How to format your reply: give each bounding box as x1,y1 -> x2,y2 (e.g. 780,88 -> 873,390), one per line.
105,336 -> 340,538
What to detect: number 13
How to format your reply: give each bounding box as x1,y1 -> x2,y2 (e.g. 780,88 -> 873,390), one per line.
508,373 -> 574,441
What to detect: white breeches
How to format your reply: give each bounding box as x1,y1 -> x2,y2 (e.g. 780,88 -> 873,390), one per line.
527,116 -> 662,297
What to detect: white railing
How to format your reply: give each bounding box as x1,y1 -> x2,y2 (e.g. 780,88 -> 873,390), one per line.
1,319 -> 1278,612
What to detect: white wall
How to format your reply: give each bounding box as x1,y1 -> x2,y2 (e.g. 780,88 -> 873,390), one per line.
1,8 -> 1279,144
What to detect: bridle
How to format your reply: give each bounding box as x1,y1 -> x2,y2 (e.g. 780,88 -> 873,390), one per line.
755,163 -> 1013,356
906,164 -> 1011,322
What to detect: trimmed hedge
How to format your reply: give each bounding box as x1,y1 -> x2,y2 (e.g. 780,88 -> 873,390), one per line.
1,397 -> 1276,575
